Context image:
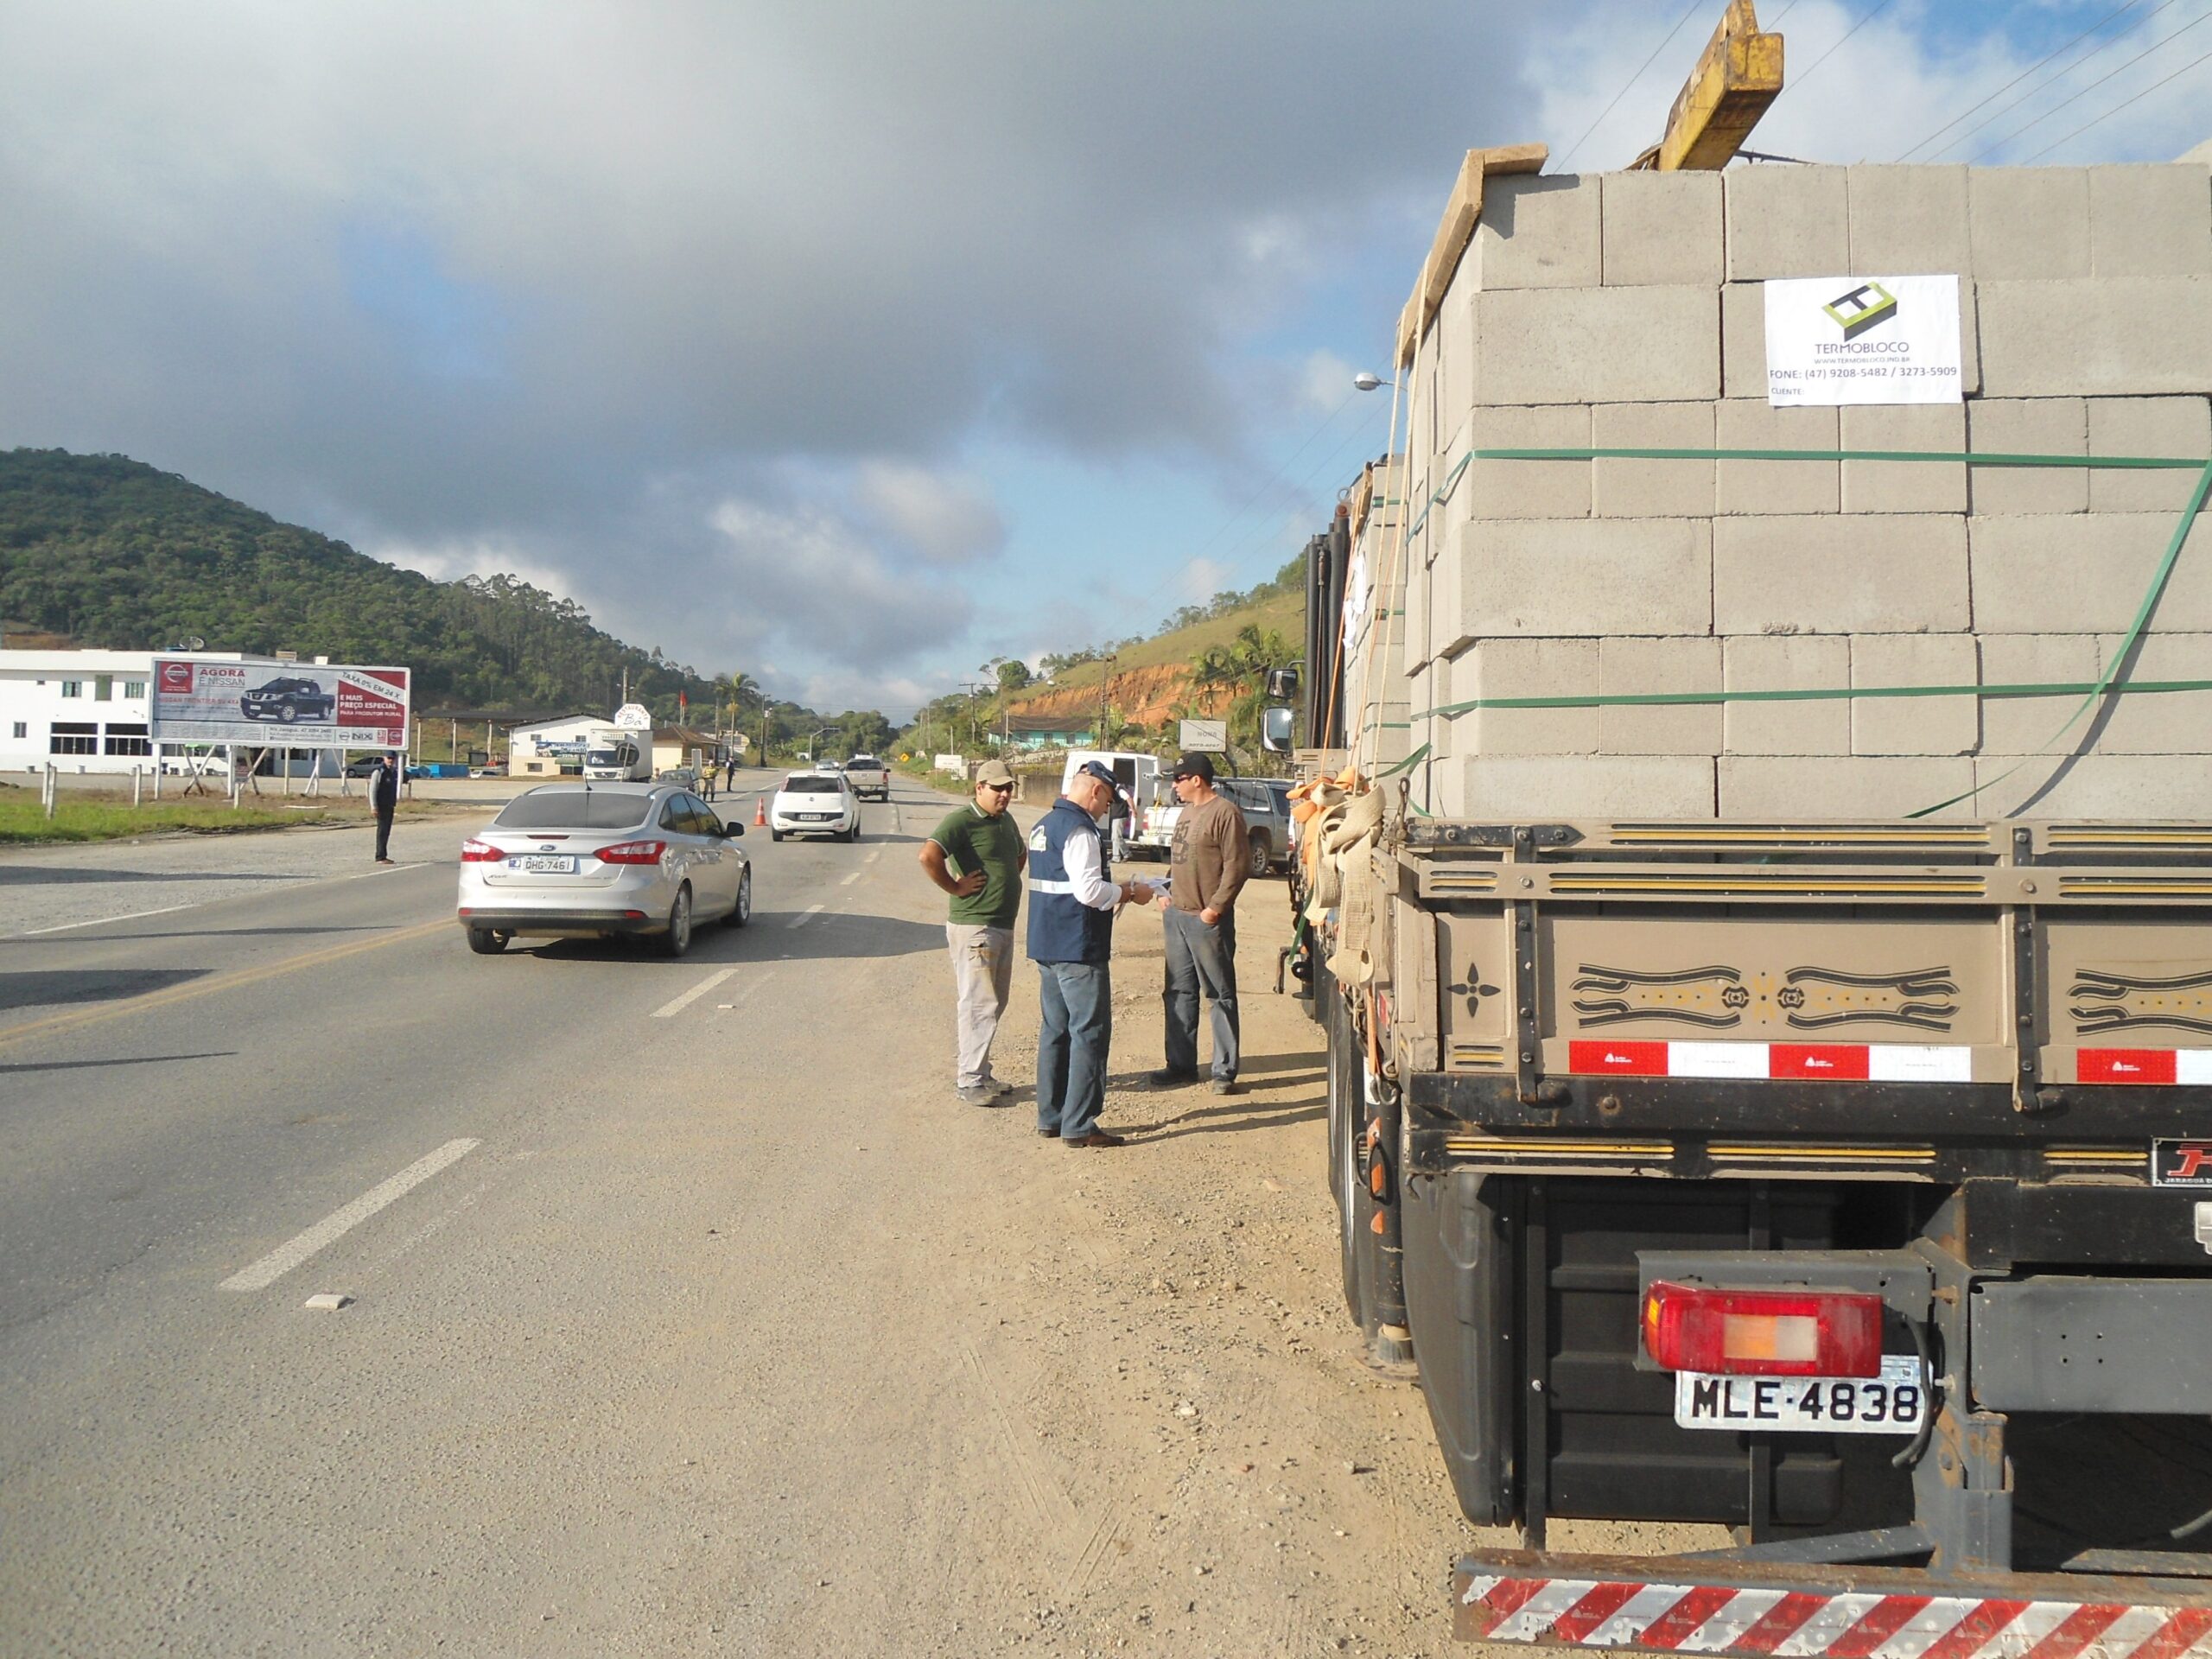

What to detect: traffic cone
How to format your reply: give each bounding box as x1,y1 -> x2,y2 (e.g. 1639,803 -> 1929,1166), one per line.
754,793 -> 767,828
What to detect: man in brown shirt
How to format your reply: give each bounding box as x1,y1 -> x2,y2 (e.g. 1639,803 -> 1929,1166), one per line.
1147,752 -> 1249,1094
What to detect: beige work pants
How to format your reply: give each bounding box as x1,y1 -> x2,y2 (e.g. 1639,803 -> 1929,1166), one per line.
946,923 -> 1014,1089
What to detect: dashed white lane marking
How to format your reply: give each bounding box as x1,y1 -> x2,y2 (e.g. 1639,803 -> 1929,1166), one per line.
786,904 -> 825,930
652,967 -> 735,1019
7,861 -> 433,938
220,1139 -> 480,1292
864,850 -> 881,865
16,903 -> 199,938
841,872 -> 861,885
715,969 -> 776,1010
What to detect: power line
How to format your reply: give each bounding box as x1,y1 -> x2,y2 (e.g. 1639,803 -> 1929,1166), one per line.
1557,0 -> 1705,172
1130,393 -> 1390,631
2023,36 -> 2212,160
1971,4 -> 2212,162
1893,0 -> 2144,162
1936,0 -> 2189,159
1789,0 -> 1900,92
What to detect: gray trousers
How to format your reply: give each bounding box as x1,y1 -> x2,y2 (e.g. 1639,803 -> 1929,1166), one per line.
945,923 -> 1014,1088
1163,906 -> 1238,1082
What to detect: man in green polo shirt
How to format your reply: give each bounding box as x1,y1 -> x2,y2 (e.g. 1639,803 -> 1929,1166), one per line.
918,759 -> 1027,1105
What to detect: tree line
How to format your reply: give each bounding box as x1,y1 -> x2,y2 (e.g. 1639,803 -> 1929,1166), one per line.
0,448 -> 889,747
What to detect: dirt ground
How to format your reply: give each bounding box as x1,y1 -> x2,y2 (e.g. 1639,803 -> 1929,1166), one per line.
941,873 -> 1719,1656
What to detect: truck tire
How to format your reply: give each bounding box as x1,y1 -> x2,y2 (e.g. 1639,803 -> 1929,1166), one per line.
1248,828 -> 1272,876
278,702 -> 299,723
1328,977 -> 1379,1333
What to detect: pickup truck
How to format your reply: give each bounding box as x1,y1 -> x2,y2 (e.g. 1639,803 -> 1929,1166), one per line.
842,754 -> 891,801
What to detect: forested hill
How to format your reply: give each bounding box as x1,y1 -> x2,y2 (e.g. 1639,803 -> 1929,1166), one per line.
0,448 -> 722,717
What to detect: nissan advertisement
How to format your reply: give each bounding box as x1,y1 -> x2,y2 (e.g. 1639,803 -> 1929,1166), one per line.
150,658 -> 411,748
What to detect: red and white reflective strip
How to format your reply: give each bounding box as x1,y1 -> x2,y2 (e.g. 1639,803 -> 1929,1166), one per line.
1459,1574 -> 2212,1659
2077,1048 -> 2212,1086
1567,1040 -> 1972,1084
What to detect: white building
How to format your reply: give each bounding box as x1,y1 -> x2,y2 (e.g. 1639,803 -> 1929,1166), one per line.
0,647 -> 283,776
507,713 -> 605,777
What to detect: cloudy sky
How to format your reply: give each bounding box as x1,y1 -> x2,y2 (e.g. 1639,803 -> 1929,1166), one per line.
3,1 -> 2206,716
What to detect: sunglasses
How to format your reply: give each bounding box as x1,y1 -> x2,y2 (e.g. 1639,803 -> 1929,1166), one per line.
982,781 -> 1015,795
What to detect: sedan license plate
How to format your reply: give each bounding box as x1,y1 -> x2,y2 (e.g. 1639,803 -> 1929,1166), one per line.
510,855 -> 576,873
1674,1354 -> 1926,1435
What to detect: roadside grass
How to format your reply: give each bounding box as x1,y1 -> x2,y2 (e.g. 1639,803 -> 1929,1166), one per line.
0,793 -> 454,845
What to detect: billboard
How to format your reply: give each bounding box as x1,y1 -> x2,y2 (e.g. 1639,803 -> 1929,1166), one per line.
150,658 -> 411,749
1179,718 -> 1228,751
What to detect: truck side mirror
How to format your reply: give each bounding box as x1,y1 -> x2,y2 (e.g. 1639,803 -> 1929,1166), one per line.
1261,706 -> 1295,753
1265,667 -> 1300,702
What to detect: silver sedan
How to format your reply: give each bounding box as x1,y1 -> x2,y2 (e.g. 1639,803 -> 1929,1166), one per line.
456,782 -> 751,957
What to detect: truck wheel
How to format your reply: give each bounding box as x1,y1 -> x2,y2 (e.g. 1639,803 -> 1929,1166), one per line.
1249,828 -> 1272,876
467,927 -> 508,955
278,702 -> 299,723
1329,981 -> 1379,1333
660,885 -> 693,958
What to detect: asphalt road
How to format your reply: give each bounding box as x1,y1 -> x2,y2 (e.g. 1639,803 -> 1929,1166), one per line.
0,770 -> 1679,1656
0,771 -> 988,1655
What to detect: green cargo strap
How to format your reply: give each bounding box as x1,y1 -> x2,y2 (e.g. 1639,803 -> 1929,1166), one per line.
1911,453 -> 2212,816
1411,678 -> 2212,721
1398,444 -> 2205,541
1364,446 -> 2212,817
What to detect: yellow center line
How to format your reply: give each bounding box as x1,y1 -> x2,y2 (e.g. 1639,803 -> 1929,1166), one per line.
0,917 -> 454,1051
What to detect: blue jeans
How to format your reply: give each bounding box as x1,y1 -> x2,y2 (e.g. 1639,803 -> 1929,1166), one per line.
1036,961 -> 1112,1141
1163,906 -> 1238,1082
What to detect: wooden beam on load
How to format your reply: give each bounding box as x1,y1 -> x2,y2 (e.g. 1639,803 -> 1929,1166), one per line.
1650,0 -> 1783,173
1395,142 -> 1549,367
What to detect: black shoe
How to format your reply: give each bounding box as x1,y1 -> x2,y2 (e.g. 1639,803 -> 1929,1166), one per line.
1063,1130 -> 1127,1148
1144,1069 -> 1198,1089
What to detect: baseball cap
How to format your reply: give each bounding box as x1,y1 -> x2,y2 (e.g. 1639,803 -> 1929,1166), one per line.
976,759 -> 1015,787
1171,752 -> 1215,781
1075,760 -> 1116,787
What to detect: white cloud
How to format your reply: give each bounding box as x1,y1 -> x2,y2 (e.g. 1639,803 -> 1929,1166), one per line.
1296,349 -> 1358,414
1529,1 -> 2211,174
852,463 -> 1006,567
1178,556 -> 1234,606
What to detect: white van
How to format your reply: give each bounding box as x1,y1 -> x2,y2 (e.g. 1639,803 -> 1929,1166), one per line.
582,728 -> 652,781
1059,750 -> 1160,806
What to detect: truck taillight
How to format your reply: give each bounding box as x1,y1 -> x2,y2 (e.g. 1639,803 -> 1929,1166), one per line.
594,839 -> 667,865
1641,1281 -> 1883,1378
461,838 -> 502,861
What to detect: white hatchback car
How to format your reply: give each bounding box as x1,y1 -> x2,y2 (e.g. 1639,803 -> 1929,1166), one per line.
768,771 -> 860,842
457,782 -> 751,957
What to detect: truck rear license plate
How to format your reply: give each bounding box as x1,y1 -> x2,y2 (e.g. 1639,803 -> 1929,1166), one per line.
511,855 -> 575,873
1674,1355 -> 1925,1434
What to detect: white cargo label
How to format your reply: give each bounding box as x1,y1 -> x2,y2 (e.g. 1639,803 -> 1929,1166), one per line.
1764,275 -> 1962,407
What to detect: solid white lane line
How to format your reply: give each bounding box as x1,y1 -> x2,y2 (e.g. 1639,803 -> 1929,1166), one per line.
16,903 -> 199,938
652,967 -> 734,1019
786,904 -> 824,930
220,1139 -> 480,1292
841,872 -> 861,885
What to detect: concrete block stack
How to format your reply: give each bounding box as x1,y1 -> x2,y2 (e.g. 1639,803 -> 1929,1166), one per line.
1388,158 -> 2212,821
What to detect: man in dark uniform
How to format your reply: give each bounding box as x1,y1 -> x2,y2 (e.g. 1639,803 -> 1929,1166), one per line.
370,751 -> 401,865
1027,760 -> 1151,1147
